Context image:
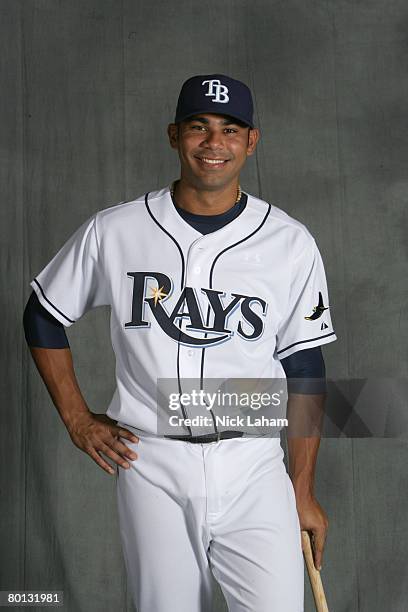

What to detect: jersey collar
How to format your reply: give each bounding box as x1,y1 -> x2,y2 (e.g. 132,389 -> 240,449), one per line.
145,183 -> 270,254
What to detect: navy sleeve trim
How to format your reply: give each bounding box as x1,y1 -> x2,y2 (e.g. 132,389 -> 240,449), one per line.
277,332 -> 336,355
23,291 -> 70,349
280,346 -> 326,394
33,278 -> 75,324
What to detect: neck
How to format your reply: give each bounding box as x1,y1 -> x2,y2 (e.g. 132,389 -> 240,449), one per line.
171,179 -> 241,215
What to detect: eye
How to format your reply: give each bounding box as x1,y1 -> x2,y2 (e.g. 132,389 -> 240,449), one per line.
224,128 -> 238,134
191,124 -> 207,131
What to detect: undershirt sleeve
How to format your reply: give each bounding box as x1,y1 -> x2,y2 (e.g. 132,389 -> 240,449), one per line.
280,346 -> 327,394
23,291 -> 70,349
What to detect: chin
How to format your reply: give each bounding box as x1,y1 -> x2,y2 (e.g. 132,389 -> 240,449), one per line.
183,166 -> 236,191
197,171 -> 234,186
200,178 -> 231,191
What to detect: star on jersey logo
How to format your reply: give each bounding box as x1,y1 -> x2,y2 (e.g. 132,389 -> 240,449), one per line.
304,292 -> 329,321
149,285 -> 168,306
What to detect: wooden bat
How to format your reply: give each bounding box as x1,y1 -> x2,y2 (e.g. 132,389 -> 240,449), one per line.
301,530 -> 329,612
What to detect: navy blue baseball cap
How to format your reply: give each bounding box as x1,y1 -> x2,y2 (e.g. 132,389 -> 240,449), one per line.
174,74 -> 254,128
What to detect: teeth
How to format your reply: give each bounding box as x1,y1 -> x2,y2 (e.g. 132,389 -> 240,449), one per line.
200,158 -> 226,165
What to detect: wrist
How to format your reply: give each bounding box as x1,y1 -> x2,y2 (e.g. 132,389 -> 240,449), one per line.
63,404 -> 92,433
290,474 -> 315,499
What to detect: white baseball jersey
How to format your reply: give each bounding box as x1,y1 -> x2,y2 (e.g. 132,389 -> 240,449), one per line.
30,184 -> 337,435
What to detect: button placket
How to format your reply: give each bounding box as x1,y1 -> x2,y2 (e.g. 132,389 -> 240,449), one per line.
177,239 -> 209,380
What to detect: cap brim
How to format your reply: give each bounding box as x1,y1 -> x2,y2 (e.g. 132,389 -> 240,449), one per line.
175,109 -> 254,129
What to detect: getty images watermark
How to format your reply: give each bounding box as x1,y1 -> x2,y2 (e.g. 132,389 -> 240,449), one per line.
156,378 -> 408,438
167,387 -> 288,430
157,377 -> 301,438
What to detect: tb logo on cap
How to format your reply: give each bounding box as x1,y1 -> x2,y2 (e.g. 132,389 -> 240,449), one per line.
202,79 -> 229,103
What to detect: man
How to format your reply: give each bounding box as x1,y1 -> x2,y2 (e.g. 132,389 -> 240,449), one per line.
24,74 -> 336,611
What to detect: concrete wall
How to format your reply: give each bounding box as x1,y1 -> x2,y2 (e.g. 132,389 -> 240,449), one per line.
1,1 -> 407,610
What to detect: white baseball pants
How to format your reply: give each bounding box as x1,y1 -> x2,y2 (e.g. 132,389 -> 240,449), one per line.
116,426 -> 304,612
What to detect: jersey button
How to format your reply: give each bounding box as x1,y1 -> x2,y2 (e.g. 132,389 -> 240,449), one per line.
187,349 -> 194,357
193,266 -> 201,274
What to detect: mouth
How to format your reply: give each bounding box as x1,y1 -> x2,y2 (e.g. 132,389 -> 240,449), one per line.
194,156 -> 230,168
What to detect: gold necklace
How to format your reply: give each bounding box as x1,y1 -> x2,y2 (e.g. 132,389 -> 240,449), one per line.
170,181 -> 242,204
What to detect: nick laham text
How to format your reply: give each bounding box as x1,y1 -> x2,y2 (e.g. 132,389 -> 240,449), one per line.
168,416 -> 288,428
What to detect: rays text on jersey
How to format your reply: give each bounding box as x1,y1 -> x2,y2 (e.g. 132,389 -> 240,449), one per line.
124,272 -> 268,347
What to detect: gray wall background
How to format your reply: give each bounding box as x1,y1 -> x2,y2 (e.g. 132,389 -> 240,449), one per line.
1,1 -> 407,610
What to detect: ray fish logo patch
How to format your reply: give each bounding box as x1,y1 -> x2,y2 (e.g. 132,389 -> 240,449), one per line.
304,292 -> 329,321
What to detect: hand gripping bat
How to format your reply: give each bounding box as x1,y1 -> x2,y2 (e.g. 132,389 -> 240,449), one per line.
301,530 -> 329,612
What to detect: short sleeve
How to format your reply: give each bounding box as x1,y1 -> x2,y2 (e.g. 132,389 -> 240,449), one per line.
276,237 -> 337,359
30,213 -> 109,327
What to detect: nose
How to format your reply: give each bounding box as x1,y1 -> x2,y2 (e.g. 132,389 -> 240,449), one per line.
201,129 -> 224,149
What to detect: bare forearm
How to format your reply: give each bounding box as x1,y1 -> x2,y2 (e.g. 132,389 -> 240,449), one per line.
286,392 -> 329,570
29,347 -> 91,431
286,392 -> 326,496
287,436 -> 321,497
28,346 -> 139,475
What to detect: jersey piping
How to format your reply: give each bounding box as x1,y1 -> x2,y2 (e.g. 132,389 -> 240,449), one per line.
32,278 -> 75,324
276,332 -> 336,355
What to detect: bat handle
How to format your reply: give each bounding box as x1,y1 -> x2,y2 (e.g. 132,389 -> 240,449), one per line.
301,530 -> 329,612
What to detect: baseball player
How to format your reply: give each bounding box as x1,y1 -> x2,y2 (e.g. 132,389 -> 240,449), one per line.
24,74 -> 337,611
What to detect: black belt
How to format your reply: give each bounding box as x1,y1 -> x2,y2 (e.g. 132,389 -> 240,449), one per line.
164,430 -> 244,444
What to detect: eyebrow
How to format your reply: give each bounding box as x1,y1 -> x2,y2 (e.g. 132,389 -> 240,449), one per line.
185,116 -> 240,126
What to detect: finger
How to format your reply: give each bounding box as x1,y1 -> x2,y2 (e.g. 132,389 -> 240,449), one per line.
88,447 -> 116,475
301,530 -> 307,553
107,438 -> 138,461
312,528 -> 327,571
99,442 -> 131,469
115,427 -> 139,443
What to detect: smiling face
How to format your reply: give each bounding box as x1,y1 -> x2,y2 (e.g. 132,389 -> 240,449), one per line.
167,113 -> 260,193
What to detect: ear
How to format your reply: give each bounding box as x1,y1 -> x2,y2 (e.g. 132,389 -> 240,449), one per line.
168,123 -> 179,149
246,128 -> 260,156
